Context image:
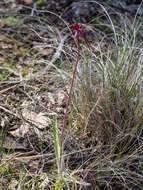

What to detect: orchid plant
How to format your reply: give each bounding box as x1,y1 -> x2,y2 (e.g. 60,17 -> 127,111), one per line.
59,22 -> 90,174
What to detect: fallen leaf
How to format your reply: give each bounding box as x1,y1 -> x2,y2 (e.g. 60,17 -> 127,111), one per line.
9,123 -> 30,137
22,109 -> 51,129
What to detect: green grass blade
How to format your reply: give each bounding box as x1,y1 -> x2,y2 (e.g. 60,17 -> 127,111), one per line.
53,116 -> 61,175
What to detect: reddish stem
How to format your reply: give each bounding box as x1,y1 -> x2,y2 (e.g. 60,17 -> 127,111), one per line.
59,35 -> 80,172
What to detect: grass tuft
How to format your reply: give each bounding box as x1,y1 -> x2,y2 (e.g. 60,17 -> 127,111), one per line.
68,16 -> 143,189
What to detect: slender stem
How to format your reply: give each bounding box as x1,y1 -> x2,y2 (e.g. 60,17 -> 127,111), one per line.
59,36 -> 80,173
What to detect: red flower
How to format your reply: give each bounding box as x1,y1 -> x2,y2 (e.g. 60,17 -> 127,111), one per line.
71,23 -> 90,50
73,23 -> 81,31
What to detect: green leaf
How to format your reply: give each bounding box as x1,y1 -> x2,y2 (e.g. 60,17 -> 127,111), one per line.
53,116 -> 60,174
